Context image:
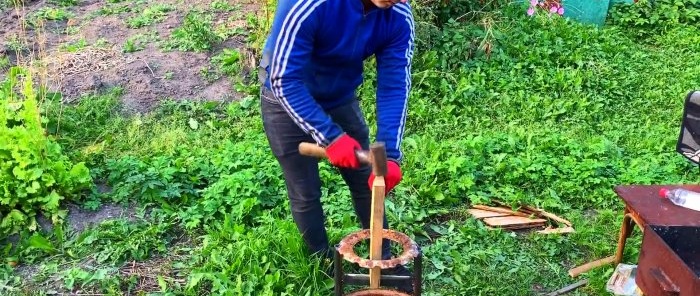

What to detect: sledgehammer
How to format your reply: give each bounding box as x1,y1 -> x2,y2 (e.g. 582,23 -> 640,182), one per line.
298,142 -> 374,167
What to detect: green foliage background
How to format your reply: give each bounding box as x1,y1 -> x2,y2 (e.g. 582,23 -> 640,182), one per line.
2,0 -> 700,295
1,68 -> 92,239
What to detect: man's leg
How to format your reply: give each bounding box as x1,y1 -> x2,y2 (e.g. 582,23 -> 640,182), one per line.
260,87 -> 331,259
326,99 -> 392,260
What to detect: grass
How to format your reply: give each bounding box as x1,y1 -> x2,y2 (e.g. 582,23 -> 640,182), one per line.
3,0 -> 700,295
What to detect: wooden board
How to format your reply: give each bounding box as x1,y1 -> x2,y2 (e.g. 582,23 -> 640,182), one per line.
483,216 -> 547,229
468,203 -> 574,233
472,205 -> 530,217
369,176 -> 385,288
467,209 -> 510,219
538,226 -> 575,234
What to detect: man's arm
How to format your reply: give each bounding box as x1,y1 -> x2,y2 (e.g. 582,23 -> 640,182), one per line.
268,0 -> 343,146
375,4 -> 415,163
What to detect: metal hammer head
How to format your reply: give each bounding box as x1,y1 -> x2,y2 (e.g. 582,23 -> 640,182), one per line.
369,142 -> 388,177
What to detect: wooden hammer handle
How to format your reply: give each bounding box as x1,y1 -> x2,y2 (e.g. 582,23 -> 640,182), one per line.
298,142 -> 329,159
298,142 -> 371,164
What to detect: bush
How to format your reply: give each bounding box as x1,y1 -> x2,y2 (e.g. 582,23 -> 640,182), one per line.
0,67 -> 93,239
608,0 -> 700,39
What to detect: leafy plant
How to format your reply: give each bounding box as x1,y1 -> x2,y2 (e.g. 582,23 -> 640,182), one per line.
48,0 -> 77,6
30,7 -> 72,23
184,217 -> 332,295
125,4 -> 173,29
73,219 -> 172,265
608,0 -> 700,38
211,48 -> 241,76
164,10 -> 222,52
0,55 -> 9,71
0,67 -> 93,238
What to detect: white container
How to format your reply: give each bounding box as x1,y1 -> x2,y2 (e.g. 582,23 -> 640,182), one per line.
605,263 -> 643,296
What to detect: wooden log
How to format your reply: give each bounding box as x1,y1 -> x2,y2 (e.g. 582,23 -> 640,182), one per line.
369,143 -> 387,288
568,256 -> 615,278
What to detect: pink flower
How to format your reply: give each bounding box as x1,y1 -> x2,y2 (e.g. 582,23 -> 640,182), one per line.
530,0 -> 538,5
527,7 -> 535,16
549,6 -> 558,13
558,7 -> 564,15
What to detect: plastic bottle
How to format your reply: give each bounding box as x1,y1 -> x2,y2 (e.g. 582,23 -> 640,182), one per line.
659,188 -> 700,212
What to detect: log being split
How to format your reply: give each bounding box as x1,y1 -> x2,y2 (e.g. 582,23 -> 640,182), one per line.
368,143 -> 387,288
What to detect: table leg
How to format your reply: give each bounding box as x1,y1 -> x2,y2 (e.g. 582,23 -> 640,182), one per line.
615,209 -> 636,265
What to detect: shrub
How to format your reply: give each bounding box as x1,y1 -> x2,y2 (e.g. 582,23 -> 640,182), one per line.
608,0 -> 700,39
0,67 -> 93,239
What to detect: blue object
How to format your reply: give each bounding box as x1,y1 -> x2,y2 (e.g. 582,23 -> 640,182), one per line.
259,0 -> 415,162
562,0 -> 612,27
522,0 -> 636,27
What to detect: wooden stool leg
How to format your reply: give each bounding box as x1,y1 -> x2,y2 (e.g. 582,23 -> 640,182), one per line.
614,209 -> 635,265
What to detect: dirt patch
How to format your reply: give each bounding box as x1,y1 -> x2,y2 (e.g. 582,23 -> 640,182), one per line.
41,44 -> 241,112
34,201 -> 139,234
13,228 -> 193,295
1,0 -> 262,113
116,235 -> 192,293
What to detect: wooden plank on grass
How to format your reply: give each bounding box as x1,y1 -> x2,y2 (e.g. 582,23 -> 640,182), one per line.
472,205 -> 530,217
483,216 -> 547,229
467,209 -> 510,219
538,226 -> 576,234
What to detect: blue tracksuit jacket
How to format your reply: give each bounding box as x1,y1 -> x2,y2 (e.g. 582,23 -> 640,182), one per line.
259,0 -> 415,162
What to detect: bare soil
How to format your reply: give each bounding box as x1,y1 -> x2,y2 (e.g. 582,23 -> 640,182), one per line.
1,0 -> 262,113
0,0 -> 263,253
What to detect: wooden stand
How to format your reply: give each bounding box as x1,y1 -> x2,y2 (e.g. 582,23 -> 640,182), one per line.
298,142 -> 422,296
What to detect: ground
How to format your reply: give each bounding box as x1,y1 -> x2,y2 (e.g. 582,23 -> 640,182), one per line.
4,0 -> 700,295
1,0 -> 262,113
2,1 -> 262,292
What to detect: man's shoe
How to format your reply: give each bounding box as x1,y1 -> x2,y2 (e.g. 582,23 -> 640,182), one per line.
383,264 -> 414,294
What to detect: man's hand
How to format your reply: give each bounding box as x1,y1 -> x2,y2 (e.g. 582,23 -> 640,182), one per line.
326,134 -> 362,169
368,160 -> 402,194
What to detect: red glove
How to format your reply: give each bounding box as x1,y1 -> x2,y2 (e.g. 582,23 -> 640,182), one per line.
368,160 -> 402,195
326,134 -> 361,169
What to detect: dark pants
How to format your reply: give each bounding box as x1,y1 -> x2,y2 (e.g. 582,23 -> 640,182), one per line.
260,86 -> 392,260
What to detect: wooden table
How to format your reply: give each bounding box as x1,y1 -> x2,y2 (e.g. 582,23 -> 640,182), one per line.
569,184 -> 700,277
613,184 -> 700,265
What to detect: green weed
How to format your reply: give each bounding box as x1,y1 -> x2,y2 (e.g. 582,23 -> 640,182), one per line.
125,4 -> 173,29
0,55 -> 9,71
164,10 -> 222,52
4,1 -> 700,295
609,0 -> 700,39
1,67 -> 93,239
48,0 -> 77,6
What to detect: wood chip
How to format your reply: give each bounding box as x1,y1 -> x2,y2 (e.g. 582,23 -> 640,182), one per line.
482,216 -> 547,229
472,205 -> 531,217
537,226 -> 576,234
539,210 -> 573,227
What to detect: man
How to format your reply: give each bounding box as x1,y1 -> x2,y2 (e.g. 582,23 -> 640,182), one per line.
258,0 -> 415,292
